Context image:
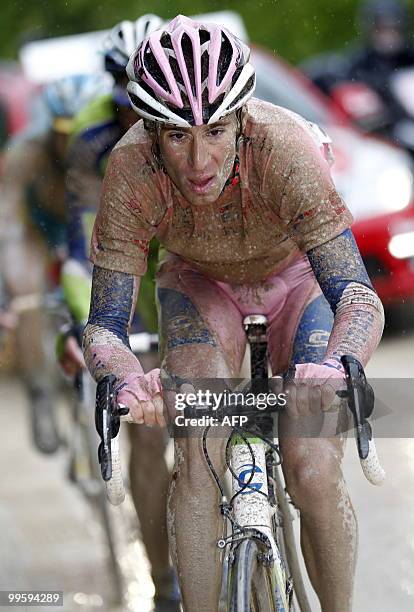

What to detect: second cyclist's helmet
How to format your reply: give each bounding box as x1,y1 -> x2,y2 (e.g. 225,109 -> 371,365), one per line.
126,14 -> 256,126
104,14 -> 164,74
43,74 -> 110,132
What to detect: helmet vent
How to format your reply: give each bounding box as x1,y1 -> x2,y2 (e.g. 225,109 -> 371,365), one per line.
227,74 -> 256,111
160,32 -> 174,50
168,55 -> 184,87
143,43 -> 171,94
181,33 -> 196,97
201,49 -> 209,83
129,91 -> 165,120
199,30 -> 210,45
217,32 -> 233,86
204,93 -> 225,123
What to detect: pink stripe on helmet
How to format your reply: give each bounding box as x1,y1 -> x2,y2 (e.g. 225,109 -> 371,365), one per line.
170,21 -> 203,125
139,31 -> 183,108
207,26 -> 238,104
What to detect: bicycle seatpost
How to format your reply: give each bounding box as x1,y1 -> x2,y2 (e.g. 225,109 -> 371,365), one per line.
243,315 -> 274,438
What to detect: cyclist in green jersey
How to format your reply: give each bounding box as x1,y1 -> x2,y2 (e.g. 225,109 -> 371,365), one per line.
0,74 -> 106,454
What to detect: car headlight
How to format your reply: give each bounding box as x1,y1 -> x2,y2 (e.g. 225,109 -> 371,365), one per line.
375,165 -> 413,213
389,231 -> 414,259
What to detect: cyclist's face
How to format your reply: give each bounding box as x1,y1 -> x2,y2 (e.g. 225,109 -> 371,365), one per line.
370,20 -> 405,55
158,114 -> 238,205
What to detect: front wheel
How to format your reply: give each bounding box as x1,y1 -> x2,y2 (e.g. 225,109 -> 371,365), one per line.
228,538 -> 288,612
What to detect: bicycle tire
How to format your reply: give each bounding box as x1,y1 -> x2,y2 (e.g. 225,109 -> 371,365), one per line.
228,538 -> 286,612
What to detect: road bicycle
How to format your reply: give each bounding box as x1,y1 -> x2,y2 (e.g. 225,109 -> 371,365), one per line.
97,314 -> 385,611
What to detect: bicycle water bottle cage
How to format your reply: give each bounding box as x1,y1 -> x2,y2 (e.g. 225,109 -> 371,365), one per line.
95,374 -> 125,481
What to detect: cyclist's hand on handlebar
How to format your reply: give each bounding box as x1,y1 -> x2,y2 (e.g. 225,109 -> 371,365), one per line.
59,335 -> 86,376
285,361 -> 346,419
117,368 -> 166,427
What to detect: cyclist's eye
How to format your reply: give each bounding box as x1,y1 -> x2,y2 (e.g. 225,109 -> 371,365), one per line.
169,132 -> 186,142
208,128 -> 225,137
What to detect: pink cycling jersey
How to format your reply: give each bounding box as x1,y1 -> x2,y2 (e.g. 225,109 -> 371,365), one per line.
91,98 -> 353,284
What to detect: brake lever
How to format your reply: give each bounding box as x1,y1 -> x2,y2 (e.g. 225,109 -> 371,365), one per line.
340,355 -> 375,460
95,374 -> 121,481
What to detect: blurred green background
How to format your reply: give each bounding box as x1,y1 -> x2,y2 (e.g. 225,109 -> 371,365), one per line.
3,0 -> 414,63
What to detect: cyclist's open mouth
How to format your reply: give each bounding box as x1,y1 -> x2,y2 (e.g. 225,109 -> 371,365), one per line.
188,176 -> 215,194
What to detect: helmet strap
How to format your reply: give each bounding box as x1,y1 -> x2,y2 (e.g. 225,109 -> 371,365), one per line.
150,124 -> 166,172
235,107 -> 247,154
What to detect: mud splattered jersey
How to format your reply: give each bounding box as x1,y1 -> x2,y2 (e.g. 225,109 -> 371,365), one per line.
91,98 -> 353,284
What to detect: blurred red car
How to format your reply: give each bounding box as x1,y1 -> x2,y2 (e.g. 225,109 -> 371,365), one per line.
253,45 -> 414,306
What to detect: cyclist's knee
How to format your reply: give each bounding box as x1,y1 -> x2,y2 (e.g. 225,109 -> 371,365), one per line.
172,437 -> 224,491
282,438 -> 344,510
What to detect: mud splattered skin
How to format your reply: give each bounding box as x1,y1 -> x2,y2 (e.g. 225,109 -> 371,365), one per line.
307,230 -> 384,367
83,266 -> 143,384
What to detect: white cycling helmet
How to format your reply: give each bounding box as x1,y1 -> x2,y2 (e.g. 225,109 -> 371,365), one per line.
104,14 -> 164,74
126,14 -> 256,127
44,74 -> 111,133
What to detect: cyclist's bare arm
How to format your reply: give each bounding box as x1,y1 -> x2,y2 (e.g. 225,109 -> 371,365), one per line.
307,228 -> 384,367
283,228 -> 385,417
83,265 -> 164,426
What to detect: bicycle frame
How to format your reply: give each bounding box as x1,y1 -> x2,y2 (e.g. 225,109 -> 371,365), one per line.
230,432 -> 290,611
221,314 -> 295,611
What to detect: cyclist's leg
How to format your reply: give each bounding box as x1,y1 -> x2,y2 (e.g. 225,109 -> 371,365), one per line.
128,424 -> 173,595
157,258 -> 246,612
3,228 -> 59,452
4,230 -> 47,374
268,259 -> 356,612
127,351 -> 174,603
